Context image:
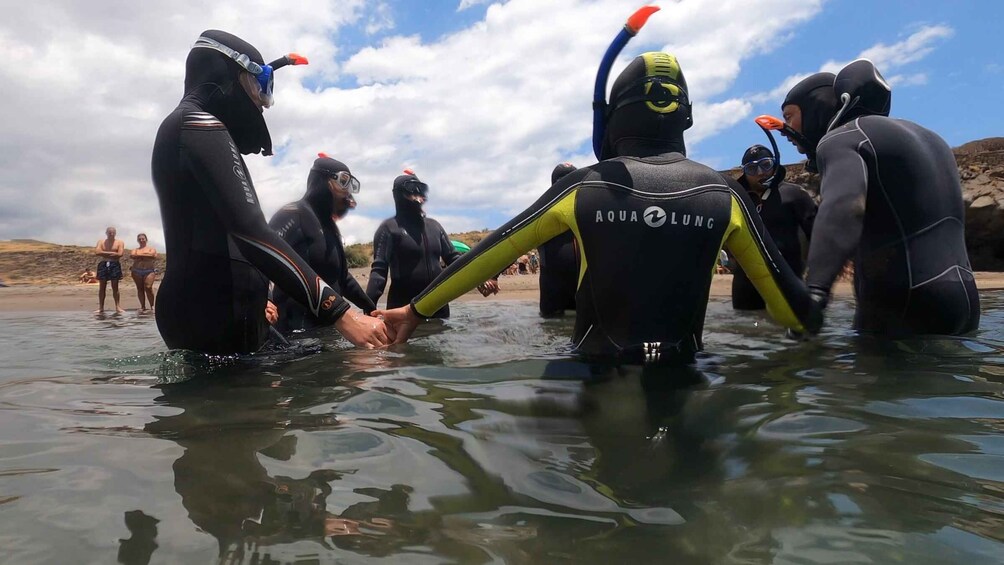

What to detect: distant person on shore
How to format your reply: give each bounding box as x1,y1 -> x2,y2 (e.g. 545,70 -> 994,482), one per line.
94,226 -> 125,314
781,59 -> 978,335
150,30 -> 391,353
269,153 -> 376,334
130,233 -> 157,314
366,171 -> 462,318
731,144 -> 816,310
79,268 -> 98,284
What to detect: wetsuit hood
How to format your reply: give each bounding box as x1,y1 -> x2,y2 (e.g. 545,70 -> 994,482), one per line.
602,52 -> 691,159
305,154 -> 354,219
828,59 -> 892,131
392,173 -> 425,221
184,30 -> 272,156
782,72 -> 839,171
551,163 -> 577,184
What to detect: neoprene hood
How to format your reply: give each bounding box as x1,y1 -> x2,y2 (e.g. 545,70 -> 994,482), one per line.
184,30 -> 271,156
781,72 -> 839,168
551,163 -> 577,184
828,59 -> 892,130
306,154 -> 353,219
602,52 -> 692,159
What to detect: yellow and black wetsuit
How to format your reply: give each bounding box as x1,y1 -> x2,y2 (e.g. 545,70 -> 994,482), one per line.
409,152 -> 816,364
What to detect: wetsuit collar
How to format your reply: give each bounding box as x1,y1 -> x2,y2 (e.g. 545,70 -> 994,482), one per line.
613,136 -> 686,158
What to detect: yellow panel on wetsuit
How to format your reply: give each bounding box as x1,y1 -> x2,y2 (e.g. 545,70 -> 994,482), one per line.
722,194 -> 805,332
413,188 -> 582,317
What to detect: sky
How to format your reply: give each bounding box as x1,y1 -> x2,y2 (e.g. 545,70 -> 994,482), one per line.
1,0 -> 1001,249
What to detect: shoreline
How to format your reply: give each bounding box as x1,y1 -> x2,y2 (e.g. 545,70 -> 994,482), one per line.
3,272 -> 1003,313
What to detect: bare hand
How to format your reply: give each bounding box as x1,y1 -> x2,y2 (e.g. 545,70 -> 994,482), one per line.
371,306 -> 421,345
477,279 -> 500,297
335,309 -> 393,349
264,300 -> 279,325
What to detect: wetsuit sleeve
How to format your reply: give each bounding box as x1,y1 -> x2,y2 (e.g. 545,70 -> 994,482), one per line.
411,181 -> 579,317
366,223 -> 393,305
722,179 -> 815,332
438,225 -> 462,266
342,269 -> 377,314
180,126 -> 350,323
804,131 -> 868,297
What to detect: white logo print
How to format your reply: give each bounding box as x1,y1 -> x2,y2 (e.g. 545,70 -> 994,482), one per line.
644,206 -> 667,228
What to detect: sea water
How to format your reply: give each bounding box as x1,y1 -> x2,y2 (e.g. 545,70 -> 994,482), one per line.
0,296 -> 1003,564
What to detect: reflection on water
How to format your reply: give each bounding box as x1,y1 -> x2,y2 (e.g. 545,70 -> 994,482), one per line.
1,298 -> 1004,563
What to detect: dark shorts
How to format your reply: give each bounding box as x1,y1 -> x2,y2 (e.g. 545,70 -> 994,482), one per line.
97,261 -> 123,281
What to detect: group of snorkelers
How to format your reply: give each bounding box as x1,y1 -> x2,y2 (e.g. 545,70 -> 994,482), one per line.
150,17 -> 978,363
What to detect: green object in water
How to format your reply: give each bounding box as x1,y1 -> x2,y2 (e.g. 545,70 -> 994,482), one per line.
451,240 -> 471,254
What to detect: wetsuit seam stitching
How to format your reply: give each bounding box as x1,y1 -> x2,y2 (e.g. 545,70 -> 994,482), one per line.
857,118 -> 913,317
911,264 -> 973,289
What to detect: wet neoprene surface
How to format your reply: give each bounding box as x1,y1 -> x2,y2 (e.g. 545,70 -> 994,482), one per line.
411,152 -> 816,363
807,116 -> 980,335
270,201 -> 375,333
732,180 -> 816,310
151,103 -> 349,354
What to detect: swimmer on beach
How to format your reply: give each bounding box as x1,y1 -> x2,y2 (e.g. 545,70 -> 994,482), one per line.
781,60 -> 979,335
129,233 -> 157,314
94,226 -> 125,314
376,52 -> 822,365
150,30 -> 392,353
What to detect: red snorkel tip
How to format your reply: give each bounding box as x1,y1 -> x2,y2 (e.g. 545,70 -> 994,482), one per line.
755,115 -> 786,131
403,168 -> 415,175
626,5 -> 660,34
317,152 -> 329,159
288,53 -> 309,66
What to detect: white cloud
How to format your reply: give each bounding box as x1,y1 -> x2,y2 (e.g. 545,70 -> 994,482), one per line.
1,0 -> 828,251
753,24 -> 953,111
457,0 -> 492,11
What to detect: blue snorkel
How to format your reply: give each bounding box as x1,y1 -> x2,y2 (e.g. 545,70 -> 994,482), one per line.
592,5 -> 661,160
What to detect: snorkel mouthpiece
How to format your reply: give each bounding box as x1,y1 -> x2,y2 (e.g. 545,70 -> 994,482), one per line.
592,5 -> 661,160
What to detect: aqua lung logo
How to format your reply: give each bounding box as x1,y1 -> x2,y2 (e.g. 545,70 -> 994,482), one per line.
595,206 -> 715,230
229,141 -> 256,205
644,206 -> 666,227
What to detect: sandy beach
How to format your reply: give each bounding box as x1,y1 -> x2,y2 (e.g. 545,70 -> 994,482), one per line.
3,268 -> 1002,313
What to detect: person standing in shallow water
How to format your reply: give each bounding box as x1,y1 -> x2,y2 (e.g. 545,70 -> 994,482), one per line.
150,30 -> 391,353
129,233 -> 157,314
781,59 -> 979,335
94,226 -> 125,314
269,154 -> 375,334
375,52 -> 822,364
366,171 -> 462,318
731,145 -> 816,310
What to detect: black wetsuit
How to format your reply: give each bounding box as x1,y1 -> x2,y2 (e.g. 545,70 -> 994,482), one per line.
366,191 -> 461,318
151,31 -> 349,354
808,116 -> 979,335
732,179 -> 816,310
538,232 -> 579,317
270,203 -> 375,333
410,150 -> 817,364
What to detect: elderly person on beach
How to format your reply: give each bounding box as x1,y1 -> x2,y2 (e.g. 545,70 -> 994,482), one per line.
94,226 -> 125,314
130,233 -> 158,314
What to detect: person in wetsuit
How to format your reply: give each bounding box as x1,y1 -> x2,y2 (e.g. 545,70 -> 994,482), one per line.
537,162 -> 581,317
375,52 -> 821,364
151,30 -> 391,353
269,154 -> 376,334
366,172 -> 461,318
731,145 -> 816,310
781,59 -> 979,335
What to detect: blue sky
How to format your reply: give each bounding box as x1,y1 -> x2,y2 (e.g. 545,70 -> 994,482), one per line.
0,0 -> 1000,246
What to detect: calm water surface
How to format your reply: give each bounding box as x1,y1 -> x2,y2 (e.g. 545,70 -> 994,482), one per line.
1,295 -> 1004,564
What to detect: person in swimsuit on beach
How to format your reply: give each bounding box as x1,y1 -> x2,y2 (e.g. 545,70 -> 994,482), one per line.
130,233 -> 157,314
94,226 -> 125,314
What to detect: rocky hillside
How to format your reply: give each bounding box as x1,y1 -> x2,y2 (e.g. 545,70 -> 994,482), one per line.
724,137 -> 1004,270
